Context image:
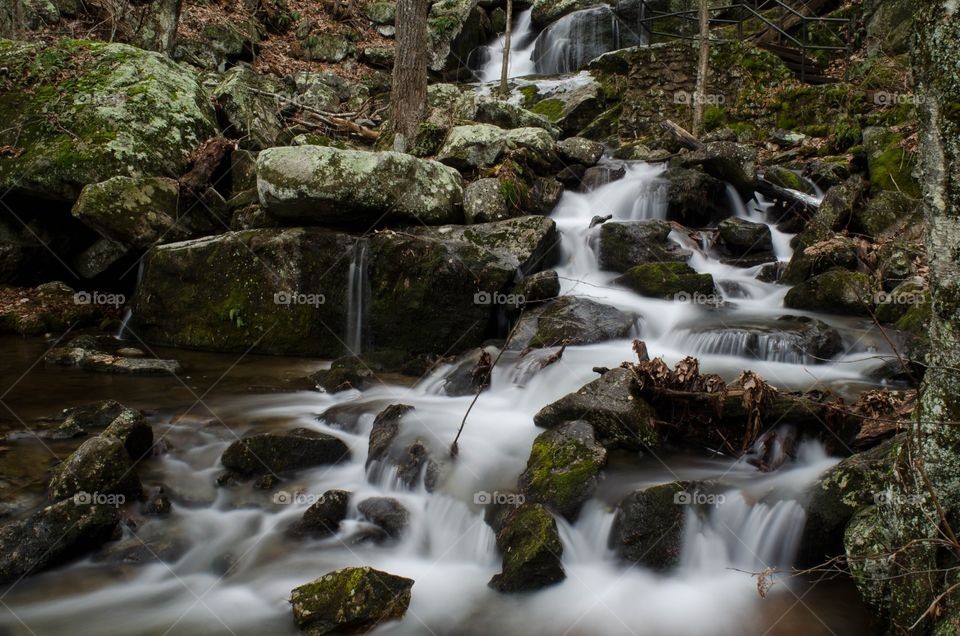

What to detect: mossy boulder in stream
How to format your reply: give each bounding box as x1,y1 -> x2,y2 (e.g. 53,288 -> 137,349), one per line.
598,220 -> 691,272
257,145 -> 464,227
610,481 -> 694,569
291,566 -> 413,634
511,296 -> 638,349
489,503 -> 565,592
0,499 -> 119,583
0,38 -> 217,201
47,436 -> 142,502
615,262 -> 715,300
663,167 -> 730,227
534,367 -> 657,450
519,421 -> 608,521
792,176 -> 865,249
131,228 -> 355,356
784,269 -> 875,316
221,428 -> 350,476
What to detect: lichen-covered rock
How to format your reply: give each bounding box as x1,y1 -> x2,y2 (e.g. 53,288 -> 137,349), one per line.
257,145 -> 464,226
534,367 -> 657,449
131,228 -> 355,356
519,421 -> 607,520
489,503 -> 565,592
0,38 -> 217,201
464,177 -> 514,224
610,481 -> 692,569
615,262 -> 715,300
436,124 -> 558,171
521,73 -> 606,137
428,0 -> 491,76
291,566 -> 413,634
517,269 -> 561,303
511,296 -> 637,349
220,428 -> 350,476
556,136 -> 603,165
598,220 -> 691,272
296,33 -> 353,62
212,65 -> 284,150
680,141 -> 757,199
47,436 -> 142,502
0,499 -> 119,583
784,269 -> 875,316
368,216 -> 559,354
852,190 -> 920,238
472,95 -> 561,135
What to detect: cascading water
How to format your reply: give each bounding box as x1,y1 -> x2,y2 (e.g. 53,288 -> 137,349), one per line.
477,9 -> 538,82
345,239 -> 370,355
115,260 -> 145,340
531,4 -> 647,74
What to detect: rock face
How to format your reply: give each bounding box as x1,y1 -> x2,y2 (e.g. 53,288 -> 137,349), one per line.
0,39 -> 217,201
512,296 -> 637,349
291,566 -> 413,635
610,481 -> 690,569
0,499 -> 120,583
48,436 -> 142,502
615,262 -> 715,300
220,428 -> 350,476
489,503 -> 565,592
131,228 -> 355,356
534,367 -> 657,449
257,145 -> 464,227
597,220 -> 691,272
519,421 -> 607,520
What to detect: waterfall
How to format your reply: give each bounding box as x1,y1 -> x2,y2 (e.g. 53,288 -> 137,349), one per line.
115,260 -> 144,340
532,4 -> 647,75
477,9 -> 538,82
345,239 -> 369,355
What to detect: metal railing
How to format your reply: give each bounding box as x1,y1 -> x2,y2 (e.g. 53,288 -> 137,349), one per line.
638,0 -> 852,82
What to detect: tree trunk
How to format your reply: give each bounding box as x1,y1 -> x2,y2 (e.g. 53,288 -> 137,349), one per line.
691,0 -> 709,136
499,0 -> 513,99
391,0 -> 429,152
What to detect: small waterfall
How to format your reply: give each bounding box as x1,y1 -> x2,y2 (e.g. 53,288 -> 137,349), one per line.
665,328 -> 823,365
477,9 -> 538,82
532,4 -> 646,75
115,260 -> 145,340
346,239 -> 370,355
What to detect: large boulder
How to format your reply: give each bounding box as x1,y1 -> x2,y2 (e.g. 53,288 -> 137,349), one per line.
597,220 -> 691,272
784,270 -> 875,316
663,168 -> 730,227
534,367 -> 657,449
511,296 -> 637,349
131,228 -> 355,356
436,124 -> 558,171
615,262 -> 715,300
291,567 -> 413,635
781,236 -> 860,285
792,177 -> 865,249
211,65 -> 284,150
489,503 -> 565,592
518,421 -> 607,520
0,39 -> 217,201
0,499 -> 119,583
427,0 -> 491,77
610,481 -> 693,569
220,428 -> 350,476
47,436 -> 142,502
257,145 -> 464,227
521,74 -> 606,137
717,217 -> 773,256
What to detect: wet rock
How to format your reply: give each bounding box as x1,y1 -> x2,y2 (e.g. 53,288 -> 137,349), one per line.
0,282 -> 103,336
142,485 -> 172,515
0,39 -> 217,201
56,400 -> 126,433
428,0 -> 492,77
357,497 -> 409,538
581,163 -> 625,190
534,367 -> 657,450
875,279 -> 926,324
806,159 -> 850,190
763,166 -> 813,194
99,521 -> 189,564
317,400 -> 389,433
48,436 -> 142,502
489,503 -> 565,592
309,359 -> 375,393
784,270 -> 875,316
518,421 -> 607,520
511,296 -> 637,349
101,408 -> 153,461
680,141 -> 757,199
516,269 -> 561,304
439,347 -> 498,397
367,404 -> 415,467
717,217 -> 773,256
556,137 -> 603,166
0,499 -> 120,583
610,481 -> 693,569
220,428 -> 350,476
877,244 -> 919,292
257,145 -> 463,226
436,124 -> 558,171
792,176 -> 865,249
615,262 -> 715,300
290,489 -> 350,538
291,566 -> 413,635
663,167 -> 730,227
798,438 -> 899,567
471,95 -> 561,135
45,346 -> 182,376
598,220 -> 691,272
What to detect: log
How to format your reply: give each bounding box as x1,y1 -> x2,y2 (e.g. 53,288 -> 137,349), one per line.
755,175 -> 820,217
660,119 -> 704,151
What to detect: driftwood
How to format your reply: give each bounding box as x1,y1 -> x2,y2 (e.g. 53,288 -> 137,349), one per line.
661,119 -> 705,151
248,88 -> 381,141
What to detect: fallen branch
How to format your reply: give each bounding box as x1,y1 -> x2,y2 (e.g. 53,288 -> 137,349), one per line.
661,119 -> 705,151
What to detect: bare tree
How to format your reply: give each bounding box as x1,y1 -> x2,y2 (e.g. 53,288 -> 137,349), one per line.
691,0 -> 709,136
391,0 -> 429,152
499,0 -> 513,99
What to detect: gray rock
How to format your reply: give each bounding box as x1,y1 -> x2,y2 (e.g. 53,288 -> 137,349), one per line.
512,296 -> 637,349
357,497 -> 410,538
220,428 -> 350,476
291,567 -> 413,634
598,220 -> 691,272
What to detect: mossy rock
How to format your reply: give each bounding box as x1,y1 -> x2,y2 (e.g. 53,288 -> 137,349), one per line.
489,503 -> 565,593
781,236 -> 860,286
783,269 -> 875,316
518,420 -> 608,520
71,176 -> 184,249
211,65 -> 284,150
47,436 -> 142,502
291,566 -> 413,634
615,262 -> 715,300
852,190 -> 920,238
863,126 -> 921,197
610,481 -> 692,569
0,38 -> 217,201
792,176 -> 866,249
597,220 -> 690,272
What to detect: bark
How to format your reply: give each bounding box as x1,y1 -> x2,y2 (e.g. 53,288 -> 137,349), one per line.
499,0 -> 513,99
391,0 -> 429,152
691,0 -> 709,137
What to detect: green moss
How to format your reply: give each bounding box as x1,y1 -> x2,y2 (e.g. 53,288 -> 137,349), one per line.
530,98 -> 564,122
615,262 -> 715,300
